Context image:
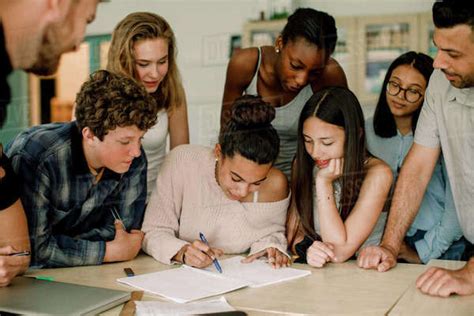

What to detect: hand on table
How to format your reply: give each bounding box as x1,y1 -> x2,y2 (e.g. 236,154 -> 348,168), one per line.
306,240 -> 336,268
104,220 -> 144,262
242,247 -> 290,269
357,245 -> 397,272
416,261 -> 474,297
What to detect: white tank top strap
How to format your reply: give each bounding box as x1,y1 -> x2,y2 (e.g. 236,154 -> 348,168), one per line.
253,191 -> 259,203
245,47 -> 262,95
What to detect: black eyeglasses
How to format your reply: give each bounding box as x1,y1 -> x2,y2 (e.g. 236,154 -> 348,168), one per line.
386,81 -> 423,103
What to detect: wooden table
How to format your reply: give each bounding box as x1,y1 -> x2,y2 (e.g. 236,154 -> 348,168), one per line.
389,260 -> 474,315
23,254 -> 471,315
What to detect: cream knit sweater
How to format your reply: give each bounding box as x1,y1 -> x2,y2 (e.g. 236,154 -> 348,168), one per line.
142,144 -> 290,264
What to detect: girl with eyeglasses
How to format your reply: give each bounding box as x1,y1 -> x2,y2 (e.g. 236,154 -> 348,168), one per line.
365,51 -> 467,264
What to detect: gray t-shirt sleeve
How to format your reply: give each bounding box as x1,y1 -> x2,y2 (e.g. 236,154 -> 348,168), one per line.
414,72 -> 442,149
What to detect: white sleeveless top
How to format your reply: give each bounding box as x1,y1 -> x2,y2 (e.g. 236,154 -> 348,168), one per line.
142,109 -> 168,202
245,47 -> 313,179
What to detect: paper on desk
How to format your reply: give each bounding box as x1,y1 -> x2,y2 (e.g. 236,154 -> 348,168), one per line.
135,296 -> 235,316
202,256 -> 311,288
117,266 -> 249,303
117,256 -> 311,303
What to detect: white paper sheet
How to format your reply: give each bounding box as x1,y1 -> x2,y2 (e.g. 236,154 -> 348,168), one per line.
135,296 -> 235,316
117,267 -> 249,303
202,256 -> 311,288
117,256 -> 311,303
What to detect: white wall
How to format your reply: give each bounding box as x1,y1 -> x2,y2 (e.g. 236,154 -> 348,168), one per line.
85,0 -> 435,145
87,0 -> 271,146
293,0 -> 434,17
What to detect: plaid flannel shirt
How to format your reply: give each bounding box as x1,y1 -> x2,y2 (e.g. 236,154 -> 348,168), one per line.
6,122 -> 147,268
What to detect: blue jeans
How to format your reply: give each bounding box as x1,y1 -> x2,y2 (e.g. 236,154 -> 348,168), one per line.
405,230 -> 469,261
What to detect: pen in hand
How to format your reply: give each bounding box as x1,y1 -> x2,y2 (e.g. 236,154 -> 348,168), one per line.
8,251 -> 30,257
199,232 -> 223,273
110,207 -> 126,230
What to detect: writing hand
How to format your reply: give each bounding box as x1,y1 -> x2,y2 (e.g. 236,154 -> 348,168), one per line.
242,247 -> 290,269
181,240 -> 223,269
0,245 -> 30,287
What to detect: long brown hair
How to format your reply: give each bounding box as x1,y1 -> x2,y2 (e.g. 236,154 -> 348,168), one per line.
292,87 -> 368,240
107,12 -> 185,112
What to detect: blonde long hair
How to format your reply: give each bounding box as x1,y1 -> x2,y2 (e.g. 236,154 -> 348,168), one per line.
107,12 -> 185,111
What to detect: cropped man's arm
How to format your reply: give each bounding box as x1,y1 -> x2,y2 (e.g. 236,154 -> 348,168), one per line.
381,143 -> 440,256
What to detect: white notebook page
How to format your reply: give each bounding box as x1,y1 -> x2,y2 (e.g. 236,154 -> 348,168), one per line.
117,267 -> 249,303
117,256 -> 311,303
203,256 -> 311,288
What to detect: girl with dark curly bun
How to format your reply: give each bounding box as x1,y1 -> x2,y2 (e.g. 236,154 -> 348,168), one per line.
143,95 -> 291,269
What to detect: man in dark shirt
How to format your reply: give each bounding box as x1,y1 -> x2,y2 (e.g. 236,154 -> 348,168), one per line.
0,0 -> 100,286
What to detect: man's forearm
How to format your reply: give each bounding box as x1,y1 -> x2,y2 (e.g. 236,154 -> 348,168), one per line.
382,174 -> 427,253
382,150 -> 436,254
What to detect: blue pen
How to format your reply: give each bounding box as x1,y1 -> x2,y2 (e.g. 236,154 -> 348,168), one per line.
199,232 -> 223,273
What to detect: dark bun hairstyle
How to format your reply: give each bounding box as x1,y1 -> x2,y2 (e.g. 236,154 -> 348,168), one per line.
281,8 -> 337,55
219,95 -> 279,165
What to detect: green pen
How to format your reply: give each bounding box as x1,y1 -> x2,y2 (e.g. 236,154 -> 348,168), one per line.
35,275 -> 55,281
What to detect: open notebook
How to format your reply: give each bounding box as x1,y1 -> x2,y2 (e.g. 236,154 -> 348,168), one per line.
117,256 -> 311,303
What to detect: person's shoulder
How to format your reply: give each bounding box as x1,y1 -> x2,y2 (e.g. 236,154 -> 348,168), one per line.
429,69 -> 447,87
168,144 -> 212,163
259,167 -> 289,202
364,156 -> 392,181
226,47 -> 260,81
7,122 -> 72,161
315,57 -> 348,88
364,117 -> 377,138
229,47 -> 259,67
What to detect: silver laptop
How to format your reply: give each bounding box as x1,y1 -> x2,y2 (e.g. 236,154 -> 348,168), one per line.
0,276 -> 131,315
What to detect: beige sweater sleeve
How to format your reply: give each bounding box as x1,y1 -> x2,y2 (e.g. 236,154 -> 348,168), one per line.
248,195 -> 290,258
141,146 -> 189,264
249,231 -> 289,258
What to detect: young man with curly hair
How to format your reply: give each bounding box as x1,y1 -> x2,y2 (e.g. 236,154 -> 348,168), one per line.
5,70 -> 158,268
